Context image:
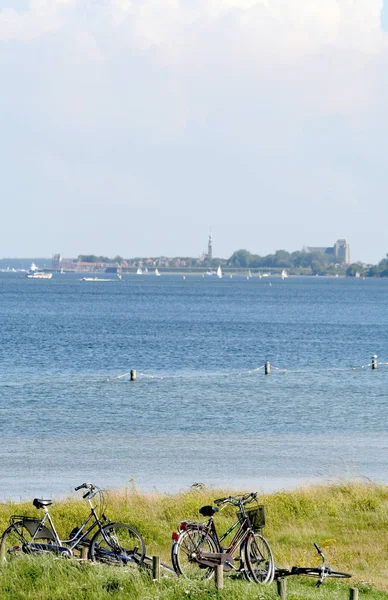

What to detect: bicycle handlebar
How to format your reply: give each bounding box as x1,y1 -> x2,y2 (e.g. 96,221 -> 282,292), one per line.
75,483 -> 99,498
314,543 -> 324,557
214,492 -> 257,506
75,483 -> 88,491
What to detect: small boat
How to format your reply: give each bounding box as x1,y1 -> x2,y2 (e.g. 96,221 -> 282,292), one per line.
355,272 -> 360,279
281,270 -> 288,280
81,277 -> 112,282
247,269 -> 252,280
117,273 -> 122,280
26,263 -> 52,279
144,267 -> 149,274
136,268 -> 143,275
155,269 -> 160,276
217,265 -> 223,279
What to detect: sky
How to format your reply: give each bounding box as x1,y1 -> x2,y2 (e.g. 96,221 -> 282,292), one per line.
1,0 -> 388,264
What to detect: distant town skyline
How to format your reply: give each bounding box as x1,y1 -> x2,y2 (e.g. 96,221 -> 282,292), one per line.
1,1 -> 388,265
0,238 -> 363,266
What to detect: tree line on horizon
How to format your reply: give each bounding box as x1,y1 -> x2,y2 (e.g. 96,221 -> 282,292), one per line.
75,251 -> 388,277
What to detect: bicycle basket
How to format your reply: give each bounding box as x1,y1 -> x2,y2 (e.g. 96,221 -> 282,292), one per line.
239,506 -> 265,532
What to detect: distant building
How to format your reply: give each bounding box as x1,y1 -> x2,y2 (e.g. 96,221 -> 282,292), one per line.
305,239 -> 350,264
207,233 -> 213,261
52,254 -> 62,269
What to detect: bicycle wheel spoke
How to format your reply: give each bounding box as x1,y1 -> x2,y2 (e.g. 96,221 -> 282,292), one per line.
173,527 -> 217,580
89,523 -> 145,567
0,522 -> 53,562
245,533 -> 274,584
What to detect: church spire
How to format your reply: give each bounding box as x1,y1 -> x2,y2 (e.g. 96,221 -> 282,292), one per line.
208,231 -> 213,261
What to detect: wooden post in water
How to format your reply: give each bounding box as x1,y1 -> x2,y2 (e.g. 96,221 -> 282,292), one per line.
350,589 -> 359,600
152,556 -> 160,581
371,355 -> 377,370
265,361 -> 271,375
215,565 -> 223,590
130,369 -> 137,381
277,578 -> 287,599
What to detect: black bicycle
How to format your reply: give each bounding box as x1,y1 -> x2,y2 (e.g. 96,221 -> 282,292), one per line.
0,482 -> 146,567
275,543 -> 352,587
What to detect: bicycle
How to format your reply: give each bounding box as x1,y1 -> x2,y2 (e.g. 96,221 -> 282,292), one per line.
0,482 -> 146,567
274,543 -> 352,587
171,492 -> 274,584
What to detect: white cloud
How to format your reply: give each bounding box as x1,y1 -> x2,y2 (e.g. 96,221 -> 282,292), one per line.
0,0 -> 76,41
1,0 -> 388,259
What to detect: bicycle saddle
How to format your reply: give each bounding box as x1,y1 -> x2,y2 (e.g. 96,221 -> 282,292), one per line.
33,498 -> 53,509
199,505 -> 218,517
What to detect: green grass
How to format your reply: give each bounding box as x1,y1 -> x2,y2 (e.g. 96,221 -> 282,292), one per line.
1,480 -> 388,599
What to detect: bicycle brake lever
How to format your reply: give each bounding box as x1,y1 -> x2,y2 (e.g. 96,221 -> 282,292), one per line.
75,483 -> 87,491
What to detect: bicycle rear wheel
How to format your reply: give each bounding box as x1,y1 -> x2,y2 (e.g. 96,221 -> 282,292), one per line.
0,522 -> 53,562
89,523 -> 145,567
172,526 -> 218,579
244,532 -> 274,584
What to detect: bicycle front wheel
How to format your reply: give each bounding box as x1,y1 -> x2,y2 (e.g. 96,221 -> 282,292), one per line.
0,522 -> 53,562
245,532 -> 275,584
172,526 -> 218,579
89,523 -> 145,567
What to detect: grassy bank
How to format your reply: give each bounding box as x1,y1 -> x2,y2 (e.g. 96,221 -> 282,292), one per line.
1,481 -> 388,599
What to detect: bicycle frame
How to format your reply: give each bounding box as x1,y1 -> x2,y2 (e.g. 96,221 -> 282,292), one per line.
206,512 -> 250,556
9,487 -> 109,555
179,510 -> 251,570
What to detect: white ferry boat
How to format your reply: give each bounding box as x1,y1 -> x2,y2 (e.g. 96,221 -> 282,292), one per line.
26,263 -> 52,279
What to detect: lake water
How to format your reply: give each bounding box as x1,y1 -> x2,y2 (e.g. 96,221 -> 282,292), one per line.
0,273 -> 387,501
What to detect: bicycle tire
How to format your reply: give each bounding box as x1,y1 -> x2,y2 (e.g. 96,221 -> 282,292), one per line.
244,532 -> 275,584
172,526 -> 218,579
0,522 -> 54,562
88,522 -> 146,567
293,567 -> 352,579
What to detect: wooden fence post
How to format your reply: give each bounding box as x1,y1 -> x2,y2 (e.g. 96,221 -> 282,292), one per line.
350,589 -> 359,600
277,577 -> 287,599
152,556 -> 160,581
80,546 -> 88,560
215,565 -> 223,590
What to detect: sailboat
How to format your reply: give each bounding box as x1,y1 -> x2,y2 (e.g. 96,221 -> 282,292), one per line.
155,268 -> 160,276
281,270 -> 288,280
136,268 -> 143,275
144,267 -> 149,274
217,265 -> 223,278
247,269 -> 252,280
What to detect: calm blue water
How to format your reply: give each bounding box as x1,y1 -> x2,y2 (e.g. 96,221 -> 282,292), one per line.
0,273 -> 387,501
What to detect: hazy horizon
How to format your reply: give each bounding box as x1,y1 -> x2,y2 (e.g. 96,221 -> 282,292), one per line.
1,1 -> 388,264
